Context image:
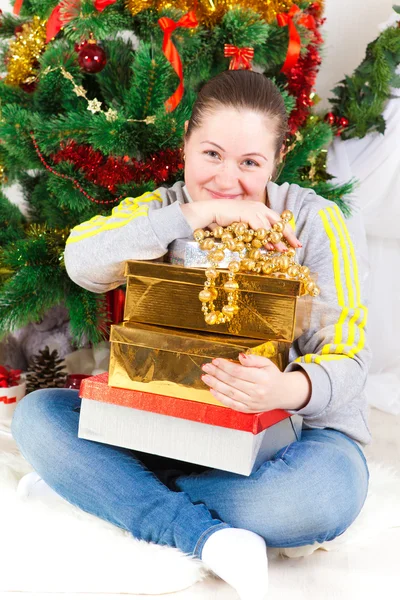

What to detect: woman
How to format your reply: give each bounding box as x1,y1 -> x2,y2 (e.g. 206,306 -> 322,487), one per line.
12,70 -> 370,600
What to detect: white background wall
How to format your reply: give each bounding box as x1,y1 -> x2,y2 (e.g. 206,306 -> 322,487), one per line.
0,0 -> 397,107
315,0 -> 397,109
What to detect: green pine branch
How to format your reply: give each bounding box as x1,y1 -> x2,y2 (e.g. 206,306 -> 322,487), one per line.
329,23 -> 400,139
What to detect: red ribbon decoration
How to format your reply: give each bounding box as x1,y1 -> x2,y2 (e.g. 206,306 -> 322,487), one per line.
94,0 -> 117,11
224,44 -> 254,70
277,5 -> 316,75
158,11 -> 199,113
13,0 -> 24,15
46,4 -> 65,43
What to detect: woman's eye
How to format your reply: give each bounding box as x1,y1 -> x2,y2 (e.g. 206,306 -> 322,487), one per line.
204,150 -> 220,159
243,159 -> 259,167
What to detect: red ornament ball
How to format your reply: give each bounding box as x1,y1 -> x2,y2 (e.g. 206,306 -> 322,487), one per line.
338,116 -> 349,128
78,42 -> 107,73
324,112 -> 336,126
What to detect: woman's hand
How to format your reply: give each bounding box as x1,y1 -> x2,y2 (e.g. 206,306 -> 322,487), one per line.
180,200 -> 301,251
201,353 -> 311,413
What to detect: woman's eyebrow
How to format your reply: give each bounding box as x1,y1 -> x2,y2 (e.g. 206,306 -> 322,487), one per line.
200,141 -> 267,160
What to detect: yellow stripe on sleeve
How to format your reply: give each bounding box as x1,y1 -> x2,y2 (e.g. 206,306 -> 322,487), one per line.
66,191 -> 162,245
295,204 -> 367,366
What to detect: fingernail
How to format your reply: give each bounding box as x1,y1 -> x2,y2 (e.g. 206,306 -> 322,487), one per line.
297,242 -> 302,248
239,353 -> 248,360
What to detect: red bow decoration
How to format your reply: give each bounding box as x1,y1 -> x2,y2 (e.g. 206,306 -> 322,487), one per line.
94,0 -> 117,11
224,44 -> 254,71
0,365 -> 22,388
45,1 -> 112,43
158,11 -> 199,113
277,5 -> 316,75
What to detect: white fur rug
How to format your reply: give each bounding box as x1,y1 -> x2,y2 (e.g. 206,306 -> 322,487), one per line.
1,432 -> 400,595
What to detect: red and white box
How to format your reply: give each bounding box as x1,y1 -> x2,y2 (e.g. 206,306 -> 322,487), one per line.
0,379 -> 26,421
78,373 -> 302,476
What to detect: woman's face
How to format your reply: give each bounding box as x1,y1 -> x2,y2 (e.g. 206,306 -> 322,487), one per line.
183,107 -> 279,204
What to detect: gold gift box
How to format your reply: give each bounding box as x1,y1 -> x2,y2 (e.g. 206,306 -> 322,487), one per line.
109,322 -> 290,407
123,260 -> 310,342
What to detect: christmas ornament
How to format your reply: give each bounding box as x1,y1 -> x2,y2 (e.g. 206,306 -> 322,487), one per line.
78,38 -> 107,74
194,215 -> 320,326
324,112 -> 336,125
51,141 -> 184,192
323,112 -> 350,135
158,11 -> 199,112
4,16 -> 47,87
284,5 -> 324,134
41,66 -> 117,118
26,346 -> 67,394
224,44 -> 254,70
31,134 -> 123,205
277,4 -> 316,75
87,98 -> 103,112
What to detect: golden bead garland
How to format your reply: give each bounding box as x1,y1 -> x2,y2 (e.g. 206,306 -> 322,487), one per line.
194,211 -> 320,326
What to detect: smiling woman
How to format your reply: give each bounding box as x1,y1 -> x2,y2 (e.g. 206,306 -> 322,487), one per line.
13,69 -> 371,600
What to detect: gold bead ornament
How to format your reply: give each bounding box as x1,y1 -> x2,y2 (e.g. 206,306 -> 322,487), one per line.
194,211 -> 320,325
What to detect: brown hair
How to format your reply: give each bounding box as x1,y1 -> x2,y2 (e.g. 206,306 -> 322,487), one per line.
185,70 -> 289,170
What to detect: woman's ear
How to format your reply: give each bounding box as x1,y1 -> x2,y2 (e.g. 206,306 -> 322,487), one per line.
184,120 -> 189,134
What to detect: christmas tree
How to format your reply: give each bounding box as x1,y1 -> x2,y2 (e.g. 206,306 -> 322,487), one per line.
0,0 -> 399,347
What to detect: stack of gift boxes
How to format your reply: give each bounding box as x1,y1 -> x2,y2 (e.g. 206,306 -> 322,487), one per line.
78,239 -> 310,476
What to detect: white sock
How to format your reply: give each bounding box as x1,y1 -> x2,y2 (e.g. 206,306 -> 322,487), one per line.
201,527 -> 269,600
17,472 -> 62,503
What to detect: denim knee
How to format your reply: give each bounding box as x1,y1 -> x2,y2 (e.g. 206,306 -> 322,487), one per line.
12,389 -> 47,446
248,436 -> 369,547
12,388 -> 75,451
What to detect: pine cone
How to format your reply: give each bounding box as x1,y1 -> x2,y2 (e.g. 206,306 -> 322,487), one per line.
26,346 -> 67,394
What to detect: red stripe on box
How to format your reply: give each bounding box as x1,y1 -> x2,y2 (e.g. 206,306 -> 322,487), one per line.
79,373 -> 291,434
0,396 -> 17,404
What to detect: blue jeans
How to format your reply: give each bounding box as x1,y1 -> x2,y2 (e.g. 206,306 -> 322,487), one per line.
11,388 -> 369,559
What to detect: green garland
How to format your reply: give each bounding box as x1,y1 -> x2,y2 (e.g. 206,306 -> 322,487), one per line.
329,9 -> 400,139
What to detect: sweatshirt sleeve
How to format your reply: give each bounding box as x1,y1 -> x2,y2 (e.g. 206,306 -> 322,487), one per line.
284,201 -> 371,423
64,189 -> 193,293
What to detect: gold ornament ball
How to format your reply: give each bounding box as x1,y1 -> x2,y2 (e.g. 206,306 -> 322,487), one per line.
199,289 -> 212,302
281,209 -> 293,222
205,268 -> 218,279
228,261 -> 240,273
222,305 -> 235,316
211,249 -> 225,262
224,280 -> 239,292
205,312 -> 218,325
194,229 -> 205,241
213,226 -> 224,238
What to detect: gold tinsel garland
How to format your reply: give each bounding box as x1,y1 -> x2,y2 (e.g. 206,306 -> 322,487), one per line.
5,16 -> 47,87
126,0 -> 295,26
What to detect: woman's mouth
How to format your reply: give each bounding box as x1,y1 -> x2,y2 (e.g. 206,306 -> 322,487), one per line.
207,190 -> 241,199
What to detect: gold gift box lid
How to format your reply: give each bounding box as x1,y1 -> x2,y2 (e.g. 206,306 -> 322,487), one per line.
124,260 -> 306,297
123,260 -> 311,342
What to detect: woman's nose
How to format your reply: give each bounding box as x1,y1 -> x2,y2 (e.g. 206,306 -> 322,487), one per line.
214,161 -> 239,189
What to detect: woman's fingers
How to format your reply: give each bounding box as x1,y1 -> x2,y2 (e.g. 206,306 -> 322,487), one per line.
282,223 -> 301,249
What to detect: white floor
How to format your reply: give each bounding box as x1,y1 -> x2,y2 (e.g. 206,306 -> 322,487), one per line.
1,407 -> 399,600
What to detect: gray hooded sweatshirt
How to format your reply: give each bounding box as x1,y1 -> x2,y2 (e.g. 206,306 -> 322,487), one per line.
64,181 -> 372,446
